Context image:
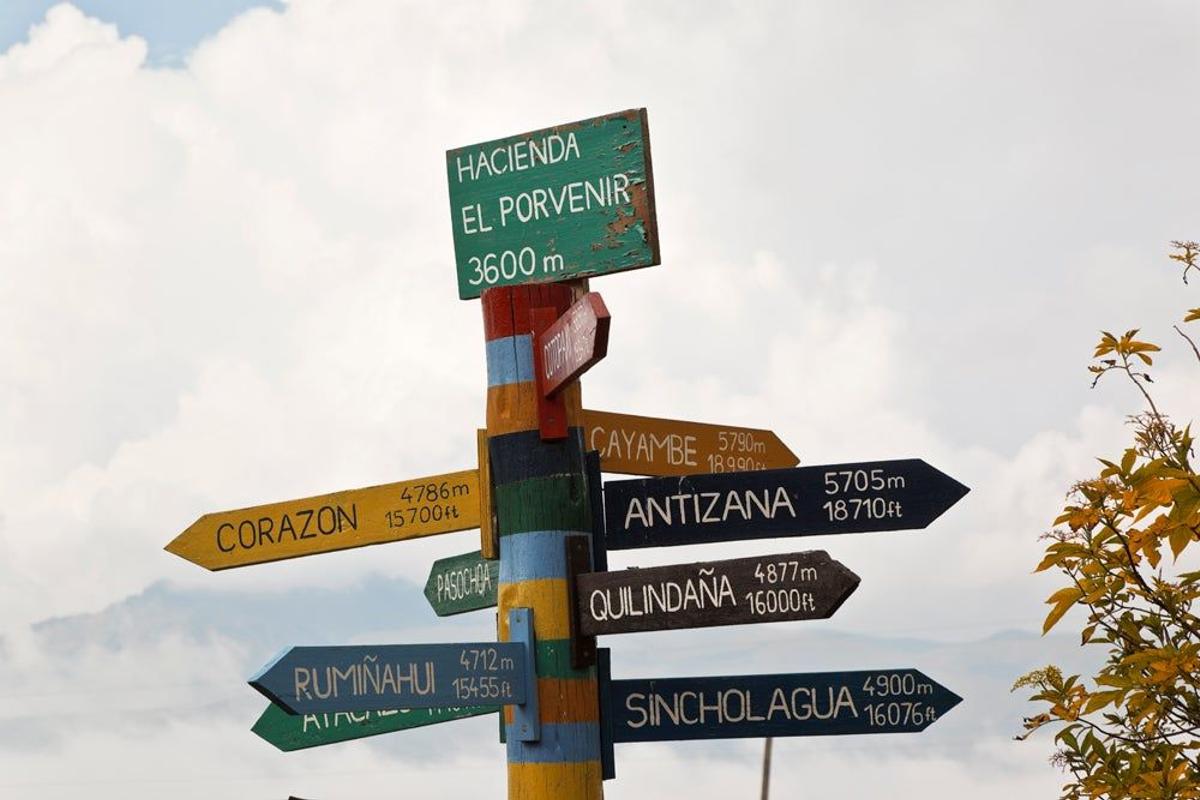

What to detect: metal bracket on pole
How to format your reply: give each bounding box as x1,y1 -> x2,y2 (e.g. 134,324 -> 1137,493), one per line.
509,607 -> 540,743
585,450 -> 608,573
565,535 -> 597,669
477,429 -> 498,560
597,647 -> 616,780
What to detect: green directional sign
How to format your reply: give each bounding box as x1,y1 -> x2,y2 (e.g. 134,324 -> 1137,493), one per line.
424,549 -> 499,616
446,109 -> 660,299
252,702 -> 494,752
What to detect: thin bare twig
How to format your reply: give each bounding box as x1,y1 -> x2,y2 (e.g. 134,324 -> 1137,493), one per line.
1175,324 -> 1200,365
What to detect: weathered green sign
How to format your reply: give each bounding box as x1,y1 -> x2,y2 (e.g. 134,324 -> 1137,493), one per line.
424,549 -> 499,616
251,702 -> 493,751
446,109 -> 659,299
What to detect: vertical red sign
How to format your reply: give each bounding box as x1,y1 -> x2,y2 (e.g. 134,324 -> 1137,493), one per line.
536,292 -> 611,397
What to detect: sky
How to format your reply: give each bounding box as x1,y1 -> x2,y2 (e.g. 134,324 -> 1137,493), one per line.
0,1 -> 1198,798
0,0 -> 282,64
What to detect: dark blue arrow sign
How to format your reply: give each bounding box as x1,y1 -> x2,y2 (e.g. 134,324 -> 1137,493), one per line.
602,459 -> 968,550
607,669 -> 961,742
250,642 -> 526,715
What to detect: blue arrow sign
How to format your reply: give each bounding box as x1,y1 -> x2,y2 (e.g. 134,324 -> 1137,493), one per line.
250,642 -> 527,715
606,669 -> 961,742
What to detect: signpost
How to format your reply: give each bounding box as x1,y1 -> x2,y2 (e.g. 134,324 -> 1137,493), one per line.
250,641 -> 527,715
536,292 -> 611,396
166,469 -> 481,570
424,550 -> 499,616
158,107 -> 974,796
603,459 -> 969,551
581,409 -> 798,476
252,702 -> 494,752
576,550 -> 859,637
606,669 -> 961,743
447,109 -> 659,299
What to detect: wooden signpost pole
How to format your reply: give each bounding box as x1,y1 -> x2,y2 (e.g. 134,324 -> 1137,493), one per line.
482,284 -> 604,800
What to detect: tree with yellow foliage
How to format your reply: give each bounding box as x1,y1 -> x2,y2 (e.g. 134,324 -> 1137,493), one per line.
1014,241 -> 1200,799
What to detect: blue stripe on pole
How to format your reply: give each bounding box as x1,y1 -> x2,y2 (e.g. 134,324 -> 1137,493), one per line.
499,531 -> 587,582
505,721 -> 602,763
485,335 -> 534,387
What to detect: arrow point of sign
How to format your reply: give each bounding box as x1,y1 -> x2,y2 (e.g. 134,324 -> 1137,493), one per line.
925,462 -> 970,525
249,647 -> 299,714
250,708 -> 289,751
776,436 -> 800,468
824,559 -> 862,619
421,584 -> 441,616
590,293 -> 612,362
939,682 -> 965,715
164,519 -> 211,571
912,669 -> 964,725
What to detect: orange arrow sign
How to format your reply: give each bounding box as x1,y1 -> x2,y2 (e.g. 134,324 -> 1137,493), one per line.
582,409 -> 798,477
166,469 -> 481,571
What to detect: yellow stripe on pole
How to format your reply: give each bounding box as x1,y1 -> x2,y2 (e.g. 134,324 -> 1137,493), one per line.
497,579 -> 573,641
507,761 -> 604,800
166,469 -> 480,571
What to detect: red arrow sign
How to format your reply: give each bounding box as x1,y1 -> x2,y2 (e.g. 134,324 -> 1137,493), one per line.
536,292 -> 611,397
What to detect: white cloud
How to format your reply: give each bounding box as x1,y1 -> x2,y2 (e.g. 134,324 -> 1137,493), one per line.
0,578 -> 1095,799
0,1 -> 1197,796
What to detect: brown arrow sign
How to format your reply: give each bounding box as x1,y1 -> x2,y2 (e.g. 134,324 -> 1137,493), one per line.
575,550 -> 859,637
580,409 -> 797,476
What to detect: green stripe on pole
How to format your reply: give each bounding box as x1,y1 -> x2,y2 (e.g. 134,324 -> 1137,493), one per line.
534,639 -> 595,680
495,475 -> 590,536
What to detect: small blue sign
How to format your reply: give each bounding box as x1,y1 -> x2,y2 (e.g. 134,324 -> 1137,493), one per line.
607,669 -> 961,742
250,642 -> 527,715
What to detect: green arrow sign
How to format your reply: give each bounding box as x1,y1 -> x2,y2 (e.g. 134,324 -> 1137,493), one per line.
446,109 -> 660,299
424,550 -> 499,616
252,702 -> 494,752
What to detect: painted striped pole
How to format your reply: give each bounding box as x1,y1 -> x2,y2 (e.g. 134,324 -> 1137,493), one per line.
482,284 -> 604,800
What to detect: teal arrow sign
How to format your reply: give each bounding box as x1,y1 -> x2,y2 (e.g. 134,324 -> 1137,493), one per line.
252,702 -> 494,751
424,550 -> 499,616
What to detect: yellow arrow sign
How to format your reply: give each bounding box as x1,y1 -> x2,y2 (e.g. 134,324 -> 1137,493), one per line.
166,469 -> 481,571
581,409 -> 798,477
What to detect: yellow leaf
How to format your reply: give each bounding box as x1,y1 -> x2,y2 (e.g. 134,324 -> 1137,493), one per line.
1044,598 -> 1077,634
1094,332 -> 1119,357
1147,540 -> 1163,568
1169,525 -> 1195,560
1141,477 -> 1186,504
1083,690 -> 1124,714
1046,586 -> 1084,605
1035,552 -> 1061,572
